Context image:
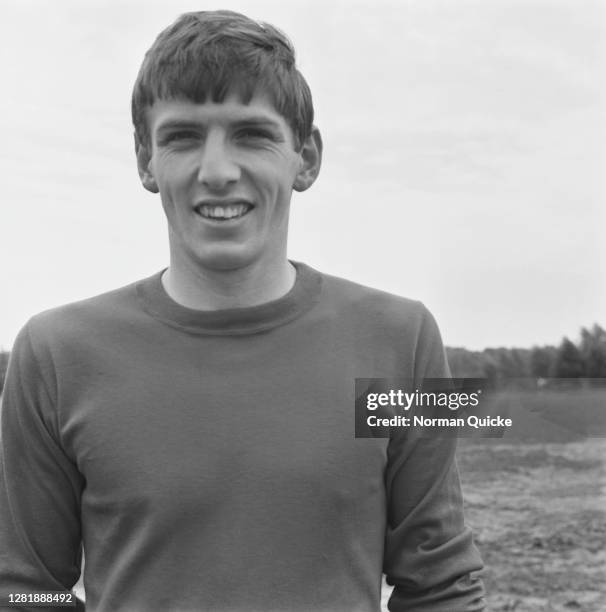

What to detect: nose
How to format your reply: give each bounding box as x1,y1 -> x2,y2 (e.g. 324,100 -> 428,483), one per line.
197,132 -> 240,191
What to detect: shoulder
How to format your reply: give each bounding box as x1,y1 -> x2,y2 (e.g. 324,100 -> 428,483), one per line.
315,267 -> 437,335
17,273 -> 160,356
308,265 -> 450,378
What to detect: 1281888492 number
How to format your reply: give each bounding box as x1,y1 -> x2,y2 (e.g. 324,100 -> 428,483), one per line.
6,592 -> 75,607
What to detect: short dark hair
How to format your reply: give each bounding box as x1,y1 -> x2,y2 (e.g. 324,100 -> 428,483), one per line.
132,10 -> 314,150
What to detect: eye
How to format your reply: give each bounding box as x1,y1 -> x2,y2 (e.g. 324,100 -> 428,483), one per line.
162,130 -> 200,144
236,128 -> 274,142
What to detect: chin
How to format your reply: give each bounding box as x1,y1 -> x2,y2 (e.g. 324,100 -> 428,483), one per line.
194,245 -> 260,272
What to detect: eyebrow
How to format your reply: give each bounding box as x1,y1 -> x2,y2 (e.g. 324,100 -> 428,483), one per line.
155,119 -> 200,133
233,118 -> 283,130
155,116 -> 284,134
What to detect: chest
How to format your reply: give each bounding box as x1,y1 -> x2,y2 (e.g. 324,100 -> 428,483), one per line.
59,332 -> 388,521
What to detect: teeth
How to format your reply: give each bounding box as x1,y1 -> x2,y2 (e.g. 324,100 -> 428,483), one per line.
197,203 -> 250,219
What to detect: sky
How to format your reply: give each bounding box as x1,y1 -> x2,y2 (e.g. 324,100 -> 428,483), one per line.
1,0 -> 605,351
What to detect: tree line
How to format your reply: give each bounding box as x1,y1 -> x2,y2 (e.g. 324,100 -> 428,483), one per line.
0,323 -> 605,395
446,323 -> 606,385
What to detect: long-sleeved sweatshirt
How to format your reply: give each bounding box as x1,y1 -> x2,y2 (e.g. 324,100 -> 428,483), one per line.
0,261 -> 484,611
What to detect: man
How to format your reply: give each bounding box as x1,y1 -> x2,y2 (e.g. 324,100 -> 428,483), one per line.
0,10 -> 485,611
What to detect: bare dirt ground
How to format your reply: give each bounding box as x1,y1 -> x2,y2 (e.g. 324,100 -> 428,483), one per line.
382,439 -> 606,611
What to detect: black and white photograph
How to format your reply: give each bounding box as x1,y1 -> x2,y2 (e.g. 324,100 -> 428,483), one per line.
1,1 -> 605,611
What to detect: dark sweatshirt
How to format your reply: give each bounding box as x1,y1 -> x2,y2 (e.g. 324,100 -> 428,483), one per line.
0,262 -> 484,611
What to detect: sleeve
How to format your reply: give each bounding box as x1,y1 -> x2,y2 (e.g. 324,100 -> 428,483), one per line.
383,305 -> 486,611
0,323 -> 85,611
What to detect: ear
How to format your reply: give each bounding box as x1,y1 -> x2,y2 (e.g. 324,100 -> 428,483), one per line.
134,132 -> 159,194
293,126 -> 323,192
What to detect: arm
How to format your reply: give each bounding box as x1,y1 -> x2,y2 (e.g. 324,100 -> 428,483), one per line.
0,323 -> 85,611
383,306 -> 485,611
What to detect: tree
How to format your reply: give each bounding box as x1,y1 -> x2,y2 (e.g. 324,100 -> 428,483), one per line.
0,350 -> 9,394
445,347 -> 485,377
481,354 -> 499,389
554,337 -> 585,378
579,324 -> 606,378
530,346 -> 555,378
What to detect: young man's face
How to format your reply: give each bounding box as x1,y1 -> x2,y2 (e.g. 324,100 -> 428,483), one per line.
138,93 -> 314,273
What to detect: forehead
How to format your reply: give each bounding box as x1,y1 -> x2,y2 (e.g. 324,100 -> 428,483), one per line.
146,93 -> 293,136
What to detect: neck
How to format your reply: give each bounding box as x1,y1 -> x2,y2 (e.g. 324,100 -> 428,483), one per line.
161,257 -> 297,311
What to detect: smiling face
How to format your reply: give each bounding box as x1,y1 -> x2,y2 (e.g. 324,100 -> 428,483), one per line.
137,94 -> 321,274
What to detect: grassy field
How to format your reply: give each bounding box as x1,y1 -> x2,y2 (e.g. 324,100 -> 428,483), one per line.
382,387 -> 606,611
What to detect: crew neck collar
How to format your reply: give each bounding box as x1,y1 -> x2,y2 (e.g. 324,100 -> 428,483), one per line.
135,260 -> 322,335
